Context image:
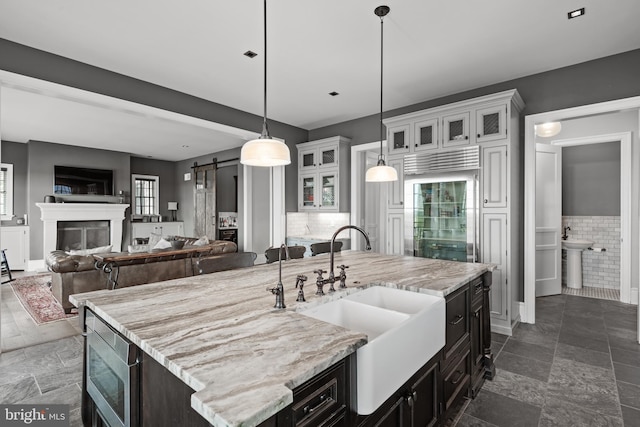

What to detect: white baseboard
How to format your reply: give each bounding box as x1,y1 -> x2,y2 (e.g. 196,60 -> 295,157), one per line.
490,323 -> 513,336
518,302 -> 531,324
631,287 -> 639,305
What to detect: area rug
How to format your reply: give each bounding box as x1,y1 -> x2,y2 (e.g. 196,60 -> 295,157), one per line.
9,274 -> 77,324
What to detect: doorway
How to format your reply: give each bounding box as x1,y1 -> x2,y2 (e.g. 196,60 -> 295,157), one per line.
524,97 -> 640,344
350,141 -> 388,252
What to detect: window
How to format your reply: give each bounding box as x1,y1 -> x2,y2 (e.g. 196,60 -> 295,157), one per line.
132,174 -> 159,215
0,163 -> 14,220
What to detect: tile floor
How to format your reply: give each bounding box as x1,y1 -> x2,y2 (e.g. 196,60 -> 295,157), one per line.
1,276 -> 638,427
459,293 -> 640,427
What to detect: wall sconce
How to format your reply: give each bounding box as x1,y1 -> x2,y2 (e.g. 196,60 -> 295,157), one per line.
168,202 -> 178,222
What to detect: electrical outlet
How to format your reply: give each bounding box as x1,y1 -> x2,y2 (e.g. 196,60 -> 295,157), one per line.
16,218 -> 24,225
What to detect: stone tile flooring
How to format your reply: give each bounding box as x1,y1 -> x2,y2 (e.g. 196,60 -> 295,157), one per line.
1,277 -> 638,427
459,294 -> 640,427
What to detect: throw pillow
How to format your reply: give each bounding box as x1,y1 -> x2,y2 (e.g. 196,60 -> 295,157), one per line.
68,245 -> 113,256
153,238 -> 172,250
193,236 -> 210,246
148,232 -> 163,248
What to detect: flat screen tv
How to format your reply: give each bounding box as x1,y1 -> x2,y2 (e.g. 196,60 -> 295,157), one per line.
54,165 -> 114,195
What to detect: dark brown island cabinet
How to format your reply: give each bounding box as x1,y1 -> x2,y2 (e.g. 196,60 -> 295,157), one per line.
82,272 -> 493,427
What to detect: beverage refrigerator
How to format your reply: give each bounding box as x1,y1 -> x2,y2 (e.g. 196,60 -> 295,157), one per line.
404,171 -> 479,262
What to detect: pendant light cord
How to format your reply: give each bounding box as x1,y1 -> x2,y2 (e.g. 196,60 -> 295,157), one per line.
262,0 -> 270,139
378,11 -> 385,163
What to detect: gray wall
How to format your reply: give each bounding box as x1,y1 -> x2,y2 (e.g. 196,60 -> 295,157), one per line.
0,140 -> 28,225
563,142 -> 621,216
27,141 -> 131,259
0,38 -> 308,213
130,157 -> 179,221
309,49 -> 640,145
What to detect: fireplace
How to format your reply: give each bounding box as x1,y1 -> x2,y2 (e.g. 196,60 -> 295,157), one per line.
36,203 -> 129,255
57,220 -> 110,251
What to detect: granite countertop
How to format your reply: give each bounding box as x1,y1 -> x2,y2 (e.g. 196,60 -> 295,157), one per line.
70,252 -> 493,427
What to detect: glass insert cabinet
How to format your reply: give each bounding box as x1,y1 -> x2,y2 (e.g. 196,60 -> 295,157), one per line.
299,171 -> 338,210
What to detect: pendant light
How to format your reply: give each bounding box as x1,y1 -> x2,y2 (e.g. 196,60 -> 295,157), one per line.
366,5 -> 398,182
240,0 -> 291,167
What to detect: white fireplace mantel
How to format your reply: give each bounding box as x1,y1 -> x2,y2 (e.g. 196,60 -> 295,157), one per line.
36,203 -> 129,255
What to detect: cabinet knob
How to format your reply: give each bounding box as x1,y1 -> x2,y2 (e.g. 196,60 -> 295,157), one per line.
415,144 -> 418,147
465,136 -> 469,140
477,134 -> 481,138
484,199 -> 488,204
319,163 -> 322,166
405,145 -> 408,149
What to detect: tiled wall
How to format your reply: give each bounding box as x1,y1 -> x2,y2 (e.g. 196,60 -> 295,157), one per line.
286,212 -> 351,239
562,216 -> 620,289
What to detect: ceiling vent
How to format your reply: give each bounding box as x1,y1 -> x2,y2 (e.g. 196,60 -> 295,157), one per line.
243,50 -> 258,58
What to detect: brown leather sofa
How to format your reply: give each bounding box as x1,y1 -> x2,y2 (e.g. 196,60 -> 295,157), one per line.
47,239 -> 237,313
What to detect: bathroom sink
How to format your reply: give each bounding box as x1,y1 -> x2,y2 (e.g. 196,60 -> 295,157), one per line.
562,239 -> 594,250
298,286 -> 445,415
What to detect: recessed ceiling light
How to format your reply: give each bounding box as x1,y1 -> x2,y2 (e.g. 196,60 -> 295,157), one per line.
568,7 -> 585,19
329,91 -> 339,96
244,50 -> 258,58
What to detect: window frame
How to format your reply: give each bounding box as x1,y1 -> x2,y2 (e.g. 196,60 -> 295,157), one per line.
1,163 -> 14,221
131,174 -> 160,216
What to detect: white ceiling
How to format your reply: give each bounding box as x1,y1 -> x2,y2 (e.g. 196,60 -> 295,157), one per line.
1,0 -> 640,161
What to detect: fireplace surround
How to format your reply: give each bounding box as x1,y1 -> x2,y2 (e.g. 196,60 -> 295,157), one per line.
36,203 -> 129,255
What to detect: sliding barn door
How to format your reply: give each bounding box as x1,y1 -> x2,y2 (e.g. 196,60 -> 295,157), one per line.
194,164 -> 217,240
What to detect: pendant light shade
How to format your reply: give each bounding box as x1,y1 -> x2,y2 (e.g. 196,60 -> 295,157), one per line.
366,159 -> 399,181
241,137 -> 290,167
240,0 -> 291,167
366,5 -> 397,182
535,122 -> 562,138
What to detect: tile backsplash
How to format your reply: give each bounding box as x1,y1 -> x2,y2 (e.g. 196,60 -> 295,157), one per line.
287,212 -> 351,239
562,216 -> 620,290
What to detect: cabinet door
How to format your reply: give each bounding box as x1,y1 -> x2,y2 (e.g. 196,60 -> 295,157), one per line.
414,118 -> 439,152
298,146 -> 318,171
387,157 -> 404,209
482,213 -> 508,322
318,171 -> 339,210
409,361 -> 438,427
387,212 -> 404,256
299,173 -> 318,210
1,227 -> 27,270
442,111 -> 470,147
317,143 -> 340,170
476,104 -> 507,143
482,145 -> 507,209
387,124 -> 411,155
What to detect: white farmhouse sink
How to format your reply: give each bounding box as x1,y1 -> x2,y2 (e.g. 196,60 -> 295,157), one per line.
561,239 -> 594,250
299,286 -> 445,415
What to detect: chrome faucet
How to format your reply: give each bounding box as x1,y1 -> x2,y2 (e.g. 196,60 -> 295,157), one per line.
267,244 -> 289,309
562,226 -> 571,240
315,225 -> 372,292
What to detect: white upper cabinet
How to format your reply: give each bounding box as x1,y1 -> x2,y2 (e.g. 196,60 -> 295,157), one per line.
414,118 -> 440,152
442,111 -> 471,147
476,103 -> 508,143
384,89 -> 524,155
387,124 -> 411,155
297,136 -> 351,212
298,139 -> 341,171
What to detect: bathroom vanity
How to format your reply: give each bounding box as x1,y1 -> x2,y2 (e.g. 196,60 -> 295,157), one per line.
71,252 -> 494,427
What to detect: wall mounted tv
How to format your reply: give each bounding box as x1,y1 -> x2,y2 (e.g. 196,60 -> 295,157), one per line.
54,166 -> 114,195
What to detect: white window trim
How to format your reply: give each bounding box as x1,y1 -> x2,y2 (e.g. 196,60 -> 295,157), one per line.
131,174 -> 159,216
1,163 -> 14,221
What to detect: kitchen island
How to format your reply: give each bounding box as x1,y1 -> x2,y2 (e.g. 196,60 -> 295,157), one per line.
71,251 -> 494,427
